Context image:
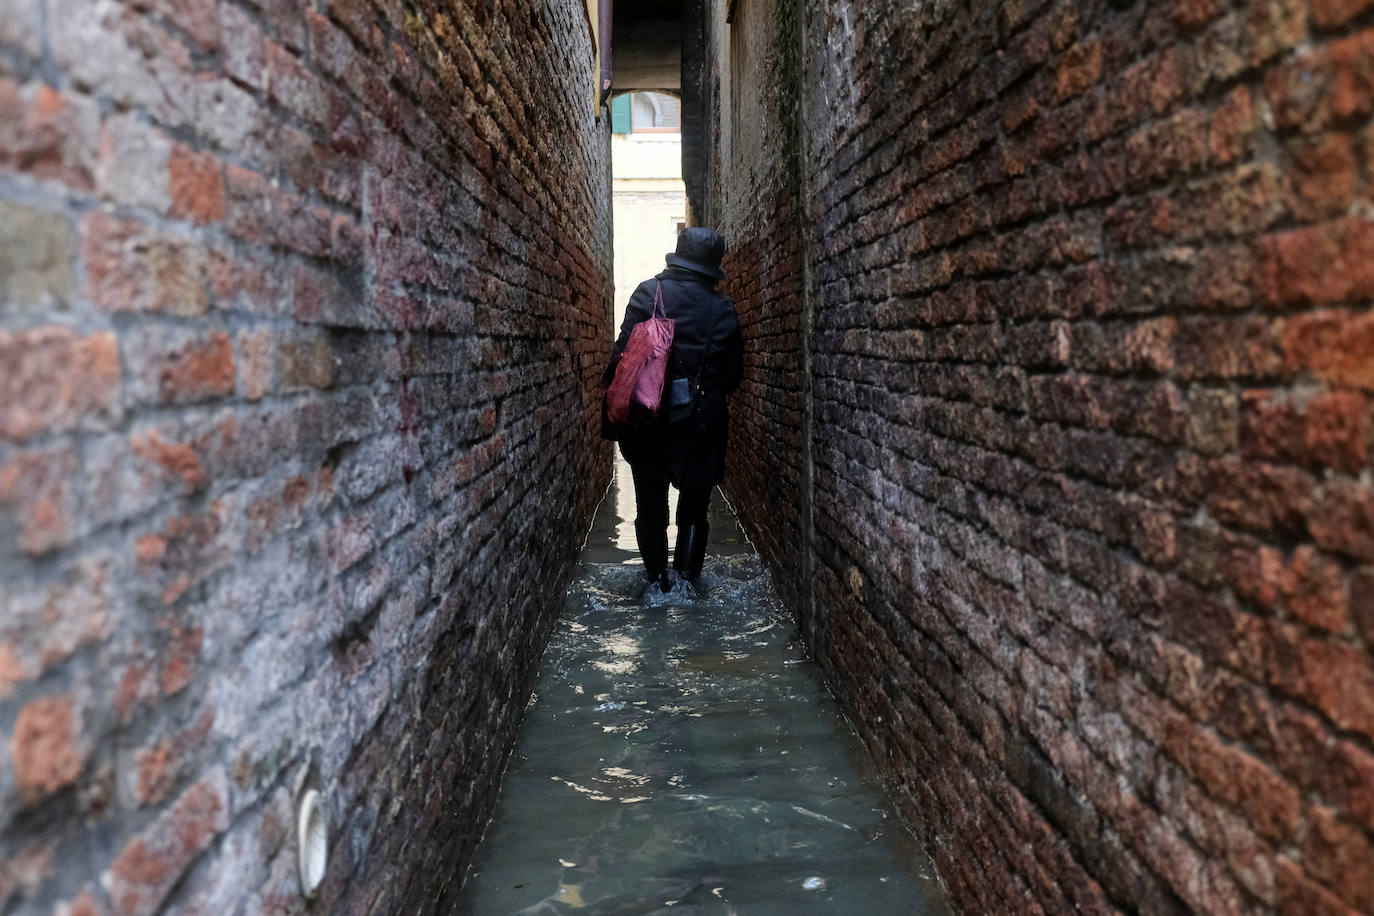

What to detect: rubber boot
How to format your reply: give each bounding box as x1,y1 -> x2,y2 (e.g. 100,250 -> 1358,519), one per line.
680,522 -> 710,584
655,525 -> 672,593
636,518 -> 669,592
672,525 -> 691,574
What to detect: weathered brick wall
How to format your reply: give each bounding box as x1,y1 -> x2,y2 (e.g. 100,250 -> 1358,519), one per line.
0,0 -> 612,912
709,1 -> 1374,913
703,0 -> 813,620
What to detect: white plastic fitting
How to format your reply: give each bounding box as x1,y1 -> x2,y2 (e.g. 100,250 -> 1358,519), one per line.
297,789 -> 327,898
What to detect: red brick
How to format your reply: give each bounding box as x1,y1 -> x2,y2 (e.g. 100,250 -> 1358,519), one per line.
113,662 -> 155,726
0,327 -> 121,441
133,741 -> 173,806
1275,855 -> 1362,916
1209,86 -> 1260,165
1258,218 -> 1374,307
1215,536 -> 1286,612
1310,477 -> 1374,560
1302,806 -> 1374,911
1280,635 -> 1374,738
1281,309 -> 1374,389
0,80 -> 99,189
1244,0 -> 1308,66
1266,29 -> 1374,131
1126,110 -> 1211,188
1205,456 -> 1315,535
82,213 -> 210,315
104,769 -> 229,915
1196,161 -> 1288,238
1310,0 -> 1374,26
331,0 -> 383,49
1054,39 -> 1102,103
1304,392 -> 1369,470
207,246 -> 290,317
277,123 -> 360,206
1277,708 -> 1374,833
1173,716 -> 1302,841
0,445 -> 79,554
1173,0 -> 1228,30
154,331 -> 235,404
224,164 -> 332,257
158,627 -> 201,695
1283,546 -> 1348,633
130,429 -> 205,492
1287,134 -> 1359,221
1175,316 -> 1283,379
168,143 -> 224,225
8,694 -> 81,802
1241,389 -> 1367,472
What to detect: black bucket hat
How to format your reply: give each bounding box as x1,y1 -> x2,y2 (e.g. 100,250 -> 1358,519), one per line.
665,227 -> 726,281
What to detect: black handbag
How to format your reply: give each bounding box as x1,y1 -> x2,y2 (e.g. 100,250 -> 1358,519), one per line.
663,300 -> 720,426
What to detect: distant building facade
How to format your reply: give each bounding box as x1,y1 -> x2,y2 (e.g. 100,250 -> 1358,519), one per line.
611,92 -> 687,327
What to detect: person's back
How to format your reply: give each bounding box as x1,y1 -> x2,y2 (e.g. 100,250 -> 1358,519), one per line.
602,228 -> 744,592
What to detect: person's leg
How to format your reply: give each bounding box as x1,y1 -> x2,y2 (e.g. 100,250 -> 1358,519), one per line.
630,464 -> 671,591
672,486 -> 712,581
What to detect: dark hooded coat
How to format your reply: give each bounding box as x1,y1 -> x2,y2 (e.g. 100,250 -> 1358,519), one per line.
601,266 -> 744,489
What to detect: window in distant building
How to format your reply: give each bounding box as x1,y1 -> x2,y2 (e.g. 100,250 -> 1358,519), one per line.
631,92 -> 682,132
611,94 -> 632,134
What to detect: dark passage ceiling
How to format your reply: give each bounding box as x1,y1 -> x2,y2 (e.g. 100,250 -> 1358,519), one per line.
612,0 -> 683,93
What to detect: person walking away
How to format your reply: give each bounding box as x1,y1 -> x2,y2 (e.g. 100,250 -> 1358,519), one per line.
602,228 -> 744,593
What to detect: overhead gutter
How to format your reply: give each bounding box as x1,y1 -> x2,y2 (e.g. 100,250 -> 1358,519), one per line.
599,0 -> 613,105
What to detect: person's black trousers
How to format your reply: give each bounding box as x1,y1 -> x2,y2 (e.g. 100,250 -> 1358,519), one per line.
629,464 -> 711,583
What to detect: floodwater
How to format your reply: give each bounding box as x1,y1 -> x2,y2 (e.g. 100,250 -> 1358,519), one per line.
457,458 -> 950,915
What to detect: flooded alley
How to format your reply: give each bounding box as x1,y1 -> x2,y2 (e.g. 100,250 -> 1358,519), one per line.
6,0 -> 1372,910
456,462 -> 950,914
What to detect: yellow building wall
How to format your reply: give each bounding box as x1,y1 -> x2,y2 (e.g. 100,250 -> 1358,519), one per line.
612,133 -> 687,328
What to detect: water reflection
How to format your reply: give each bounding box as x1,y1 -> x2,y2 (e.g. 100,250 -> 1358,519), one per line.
457,465 -> 949,915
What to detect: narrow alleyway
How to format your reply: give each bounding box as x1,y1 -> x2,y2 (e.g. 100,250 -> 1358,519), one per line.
5,0 -> 1373,910
456,459 -> 950,914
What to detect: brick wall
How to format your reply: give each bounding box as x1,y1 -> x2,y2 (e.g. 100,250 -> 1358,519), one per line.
0,0 -> 613,912
708,1 -> 1374,913
702,0 -> 814,621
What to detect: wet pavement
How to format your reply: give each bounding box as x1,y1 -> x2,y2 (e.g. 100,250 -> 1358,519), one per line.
456,458 -> 950,915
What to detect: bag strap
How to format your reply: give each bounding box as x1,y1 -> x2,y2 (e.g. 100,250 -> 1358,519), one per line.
659,280 -> 720,397
687,299 -> 722,401
652,281 -> 667,320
